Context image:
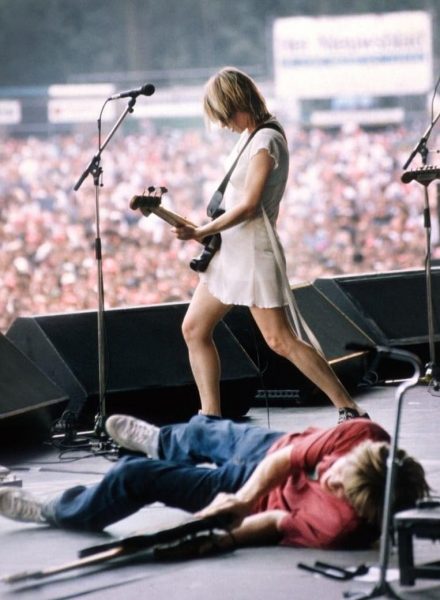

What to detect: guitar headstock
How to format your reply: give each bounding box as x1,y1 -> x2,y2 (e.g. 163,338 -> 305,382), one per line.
130,186 -> 168,212
401,166 -> 440,186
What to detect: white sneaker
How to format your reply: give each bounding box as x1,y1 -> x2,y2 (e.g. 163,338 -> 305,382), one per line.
0,488 -> 46,524
105,414 -> 160,458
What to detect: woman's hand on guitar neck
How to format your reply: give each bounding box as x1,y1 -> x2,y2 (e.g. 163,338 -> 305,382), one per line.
172,224 -> 208,242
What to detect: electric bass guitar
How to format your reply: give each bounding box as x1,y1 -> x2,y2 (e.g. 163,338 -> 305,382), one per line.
130,186 -> 222,272
2,514 -> 233,584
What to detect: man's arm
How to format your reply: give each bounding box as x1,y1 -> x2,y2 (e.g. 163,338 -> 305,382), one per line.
153,510 -> 288,560
196,445 -> 293,529
225,510 -> 287,547
196,510 -> 287,554
155,448 -> 294,559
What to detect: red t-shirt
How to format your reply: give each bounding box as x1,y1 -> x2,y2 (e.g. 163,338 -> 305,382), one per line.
254,420 -> 390,549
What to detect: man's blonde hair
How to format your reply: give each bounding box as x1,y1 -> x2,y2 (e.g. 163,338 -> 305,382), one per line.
343,441 -> 430,527
203,67 -> 271,126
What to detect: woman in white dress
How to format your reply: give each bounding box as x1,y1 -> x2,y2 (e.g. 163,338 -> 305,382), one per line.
173,67 -> 367,423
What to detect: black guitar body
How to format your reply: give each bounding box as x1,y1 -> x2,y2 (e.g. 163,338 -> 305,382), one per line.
189,209 -> 225,272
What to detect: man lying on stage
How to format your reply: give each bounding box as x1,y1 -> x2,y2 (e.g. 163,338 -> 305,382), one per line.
0,414 -> 430,554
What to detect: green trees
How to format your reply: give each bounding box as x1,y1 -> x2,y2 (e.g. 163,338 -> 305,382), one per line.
0,0 -> 436,87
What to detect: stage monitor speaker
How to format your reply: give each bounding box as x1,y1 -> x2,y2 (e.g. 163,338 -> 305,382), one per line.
7,303 -> 259,423
223,282 -> 372,401
314,269 -> 440,381
0,332 -> 68,443
315,269 -> 440,347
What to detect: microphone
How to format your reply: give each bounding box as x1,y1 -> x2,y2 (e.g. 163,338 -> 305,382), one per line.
108,83 -> 155,100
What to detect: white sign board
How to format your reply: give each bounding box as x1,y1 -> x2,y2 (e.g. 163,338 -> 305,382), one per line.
0,100 -> 21,124
48,98 -> 117,123
47,84 -> 117,123
273,11 -> 433,99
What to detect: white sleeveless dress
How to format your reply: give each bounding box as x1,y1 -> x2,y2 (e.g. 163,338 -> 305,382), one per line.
200,120 -> 289,308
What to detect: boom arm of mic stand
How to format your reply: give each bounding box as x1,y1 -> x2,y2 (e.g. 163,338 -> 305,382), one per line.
403,108 -> 440,170
74,153 -> 101,191
73,97 -> 137,192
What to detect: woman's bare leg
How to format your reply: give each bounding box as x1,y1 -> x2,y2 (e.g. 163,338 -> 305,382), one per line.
250,305 -> 365,414
182,283 -> 231,416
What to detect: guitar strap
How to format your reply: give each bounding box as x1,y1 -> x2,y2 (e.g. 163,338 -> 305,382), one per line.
207,122 -> 285,218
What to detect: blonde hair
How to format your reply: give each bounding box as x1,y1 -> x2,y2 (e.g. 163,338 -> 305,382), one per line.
342,441 -> 430,527
203,67 -> 271,126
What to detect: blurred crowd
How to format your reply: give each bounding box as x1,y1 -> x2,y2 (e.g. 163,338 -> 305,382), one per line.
0,122 -> 437,332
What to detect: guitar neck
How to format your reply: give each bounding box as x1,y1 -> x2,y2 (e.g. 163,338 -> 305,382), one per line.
139,205 -> 196,228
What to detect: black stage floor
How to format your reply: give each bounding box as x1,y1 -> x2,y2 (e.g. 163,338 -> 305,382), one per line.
0,384 -> 440,600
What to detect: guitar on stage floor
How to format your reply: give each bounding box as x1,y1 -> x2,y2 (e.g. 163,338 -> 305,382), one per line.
130,186 -> 222,272
2,515 -> 233,584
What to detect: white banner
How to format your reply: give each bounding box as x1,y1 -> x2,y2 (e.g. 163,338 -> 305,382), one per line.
48,98 -> 118,124
273,11 -> 433,99
0,100 -> 21,124
47,84 -> 116,123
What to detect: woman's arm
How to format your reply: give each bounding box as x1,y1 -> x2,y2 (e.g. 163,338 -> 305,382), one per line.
173,149 -> 274,241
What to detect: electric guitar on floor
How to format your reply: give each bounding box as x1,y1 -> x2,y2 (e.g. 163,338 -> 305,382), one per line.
130,186 -> 222,272
2,514 -> 234,584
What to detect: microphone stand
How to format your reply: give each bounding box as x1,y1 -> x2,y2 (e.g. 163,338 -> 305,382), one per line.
74,96 -> 138,439
345,347 -> 422,600
402,109 -> 440,171
402,109 -> 440,392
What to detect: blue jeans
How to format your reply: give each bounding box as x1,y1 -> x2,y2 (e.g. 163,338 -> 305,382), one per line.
46,415 -> 283,531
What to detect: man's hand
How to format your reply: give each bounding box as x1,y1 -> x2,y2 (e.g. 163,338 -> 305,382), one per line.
197,445 -> 293,530
154,510 -> 287,559
195,492 -> 252,530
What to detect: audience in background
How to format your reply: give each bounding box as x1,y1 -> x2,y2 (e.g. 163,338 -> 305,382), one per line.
0,123 -> 435,332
